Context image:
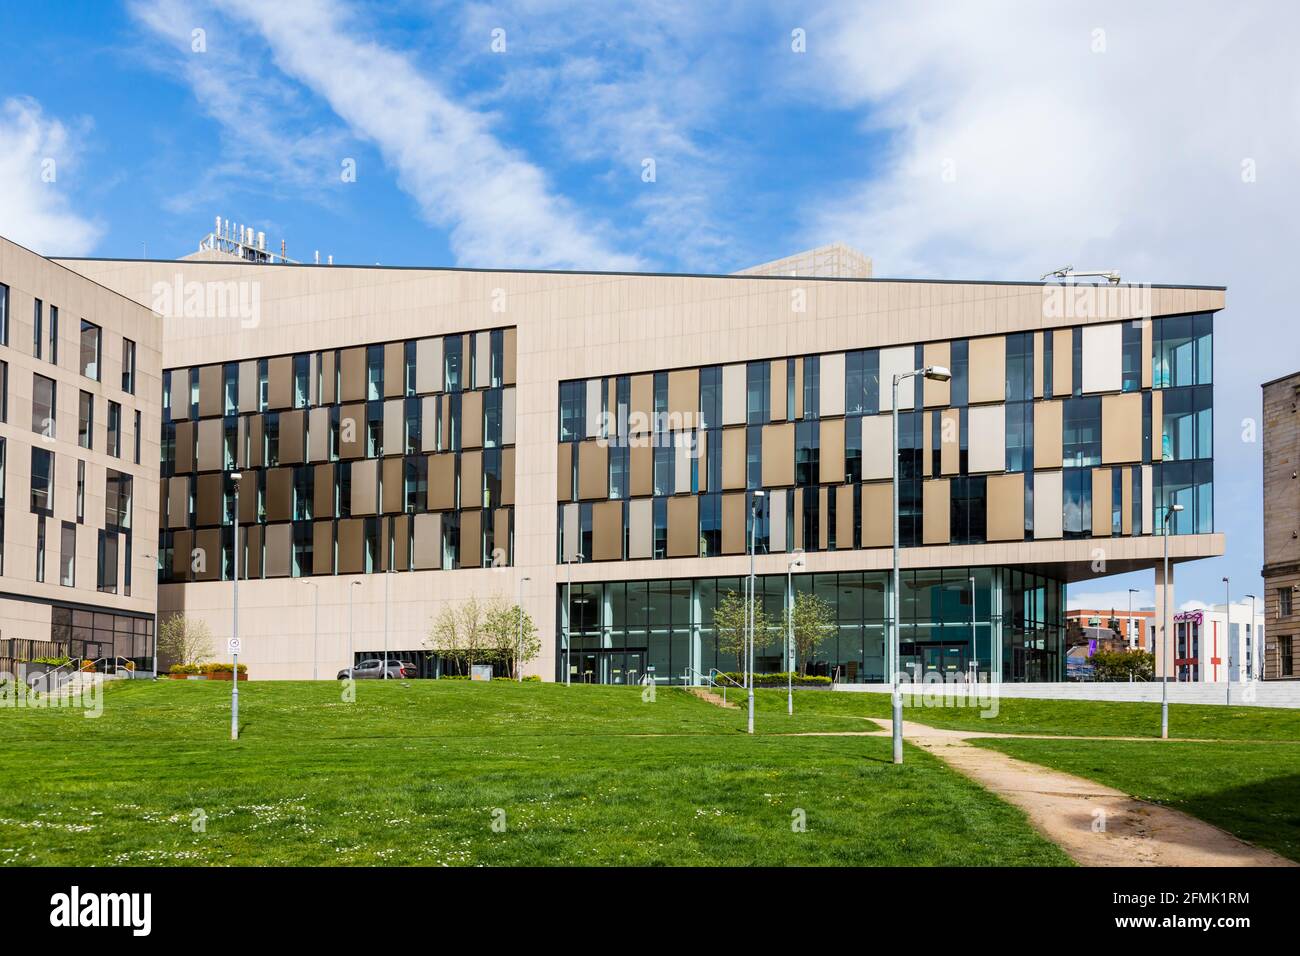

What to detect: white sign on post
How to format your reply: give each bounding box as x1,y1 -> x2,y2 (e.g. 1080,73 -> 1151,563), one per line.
228,637 -> 242,655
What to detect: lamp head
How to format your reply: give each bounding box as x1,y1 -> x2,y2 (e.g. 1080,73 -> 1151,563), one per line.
230,471 -> 243,483
923,365 -> 952,383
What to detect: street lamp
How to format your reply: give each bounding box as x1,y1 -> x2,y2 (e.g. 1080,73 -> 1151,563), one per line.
383,565 -> 392,679
303,579 -> 319,681
747,490 -> 766,735
1222,575 -> 1231,703
230,471 -> 243,741
969,573 -> 976,682
516,576 -> 532,681
891,365 -> 950,765
564,552 -> 584,686
1128,588 -> 1140,650
1160,500 -> 1184,739
786,548 -> 805,716
348,579 -> 362,677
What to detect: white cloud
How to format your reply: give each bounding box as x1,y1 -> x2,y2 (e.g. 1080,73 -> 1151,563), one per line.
1068,590 -> 1152,612
202,0 -> 641,270
0,97 -> 102,255
799,0 -> 1300,594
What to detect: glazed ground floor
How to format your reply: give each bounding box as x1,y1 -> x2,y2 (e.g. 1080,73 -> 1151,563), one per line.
556,566 -> 1065,685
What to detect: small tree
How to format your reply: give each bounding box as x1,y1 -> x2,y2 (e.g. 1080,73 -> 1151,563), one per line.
713,589 -> 768,671
426,597 -> 492,675
156,613 -> 214,669
782,591 -> 836,675
1090,649 -> 1154,682
484,601 -> 539,678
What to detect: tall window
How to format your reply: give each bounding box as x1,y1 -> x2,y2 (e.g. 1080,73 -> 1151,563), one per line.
32,298 -> 42,359
0,359 -> 7,422
79,319 -> 102,380
0,281 -> 8,345
97,530 -> 119,594
78,390 -> 94,449
36,517 -> 46,583
1062,397 -> 1101,468
48,305 -> 59,364
30,447 -> 54,515
60,522 -> 76,587
1281,587 -> 1294,618
32,373 -> 56,438
134,409 -> 142,464
107,401 -> 122,457
76,459 -> 85,522
122,338 -> 137,394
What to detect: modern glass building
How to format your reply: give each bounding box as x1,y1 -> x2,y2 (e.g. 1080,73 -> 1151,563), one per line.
30,238 -> 1223,682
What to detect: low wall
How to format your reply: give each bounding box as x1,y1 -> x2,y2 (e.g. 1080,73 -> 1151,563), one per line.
834,680 -> 1300,709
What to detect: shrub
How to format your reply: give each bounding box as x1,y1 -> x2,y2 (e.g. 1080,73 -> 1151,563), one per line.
169,663 -> 202,675
1089,649 -> 1155,682
31,656 -> 71,666
714,671 -> 832,687
201,662 -> 248,675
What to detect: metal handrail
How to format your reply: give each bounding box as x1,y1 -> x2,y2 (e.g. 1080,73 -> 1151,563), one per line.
707,668 -> 746,705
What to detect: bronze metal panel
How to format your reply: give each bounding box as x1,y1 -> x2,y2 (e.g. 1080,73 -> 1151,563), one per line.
762,422 -> 794,487
578,440 -> 609,500
339,403 -> 366,459
265,467 -> 294,522
314,463 -> 335,518
280,409 -> 305,464
340,347 -> 366,403
819,418 -> 845,485
592,499 -> 624,562
429,453 -> 456,511
667,495 -> 698,558
199,364 -> 223,418
721,492 -> 745,555
382,456 -> 403,514
461,389 -> 484,449
384,342 -> 405,399
268,355 -> 293,410
195,473 -> 224,526
313,521 -> 334,575
459,511 -> 482,568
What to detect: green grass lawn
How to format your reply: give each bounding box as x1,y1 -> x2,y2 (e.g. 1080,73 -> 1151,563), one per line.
791,689 -> 1300,740
0,680 -> 1069,867
972,736 -> 1300,863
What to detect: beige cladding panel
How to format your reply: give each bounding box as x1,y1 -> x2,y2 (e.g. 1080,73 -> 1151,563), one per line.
770,359 -> 787,421
968,336 -> 1006,404
196,417 -> 224,472
280,409 -> 305,465
1092,468 -> 1113,537
384,342 -> 405,398
1033,332 -> 1044,398
1101,391 -> 1143,463
502,328 -> 517,385
340,347 -> 366,402
1082,323 -> 1122,393
264,523 -> 292,578
592,499 -> 623,562
721,492 -> 746,555
860,482 -> 891,547
819,352 -> 845,418
198,364 -> 223,418
967,404 -> 1005,474
350,458 -> 378,516
416,337 -> 443,394
835,483 -> 854,550
1033,401 -> 1063,469
308,407 -> 331,462
267,355 -> 293,410
461,390 -> 484,449
474,331 -> 491,389
502,387 -> 516,446
922,479 -> 950,545
878,346 -> 914,411
459,511 -> 482,568
629,443 -> 653,498
1052,329 -> 1073,396
721,364 -> 746,425
667,495 -> 698,558
421,396 -> 439,453
986,473 -> 1025,542
627,498 -> 652,559
461,450 -> 483,509
413,512 -> 442,570
382,456 -> 403,514
265,467 -> 294,522
578,440 -> 609,500
722,427 -> 746,490
768,488 -> 787,552
674,432 -> 692,493
667,368 -> 699,428
382,398 -> 404,456
630,374 -> 653,434
339,403 -> 366,459
493,508 -> 510,565
238,360 -> 257,413
762,422 -> 794,487
1141,320 -> 1153,390
556,443 -> 573,501
940,408 -> 961,475
819,418 -> 845,484
923,341 -> 951,406
861,414 -> 893,481
1033,470 -> 1063,538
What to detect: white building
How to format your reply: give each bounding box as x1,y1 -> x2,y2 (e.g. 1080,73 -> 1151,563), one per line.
1173,602 -> 1266,682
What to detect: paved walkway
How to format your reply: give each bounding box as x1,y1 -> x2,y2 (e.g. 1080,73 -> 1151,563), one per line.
857,719 -> 1295,867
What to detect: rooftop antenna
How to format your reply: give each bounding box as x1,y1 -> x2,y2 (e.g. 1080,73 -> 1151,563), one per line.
1041,265 -> 1122,284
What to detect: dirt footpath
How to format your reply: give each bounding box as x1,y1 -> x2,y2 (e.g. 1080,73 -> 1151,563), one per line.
871,719 -> 1296,867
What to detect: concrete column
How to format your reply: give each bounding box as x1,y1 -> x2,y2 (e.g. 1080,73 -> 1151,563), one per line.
1154,561 -> 1175,679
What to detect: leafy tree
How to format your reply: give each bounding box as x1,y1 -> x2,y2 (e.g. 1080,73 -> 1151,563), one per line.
156,614 -> 214,668
781,591 -> 836,675
427,596 -> 489,675
1089,649 -> 1154,682
712,589 -> 768,671
484,601 -> 539,679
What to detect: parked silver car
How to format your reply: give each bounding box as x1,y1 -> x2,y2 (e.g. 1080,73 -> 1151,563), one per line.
336,659 -> 415,680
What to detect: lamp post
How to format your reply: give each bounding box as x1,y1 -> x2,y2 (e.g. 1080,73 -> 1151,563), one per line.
383,566 -> 392,679
1128,588 -> 1139,650
303,580 -> 319,681
516,576 -> 531,681
230,472 -> 243,741
348,580 -> 361,677
969,573 -> 977,681
564,552 -> 583,686
891,365 -> 950,765
1160,500 -> 1184,739
786,549 -> 805,716
140,552 -> 157,678
747,490 -> 766,735
1222,575 -> 1231,702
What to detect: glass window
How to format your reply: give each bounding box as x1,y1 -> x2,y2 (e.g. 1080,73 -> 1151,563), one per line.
950,340 -> 969,406
803,356 -> 820,419
1160,385 -> 1212,461
558,380 -> 585,441
97,530 -> 119,594
293,354 -> 310,408
1121,322 -> 1142,392
60,522 -> 76,587
699,366 -> 721,429
1005,333 -> 1032,402
746,362 -> 770,425
0,282 -> 8,346
135,410 -> 143,465
1062,468 -> 1091,539
366,345 -> 383,401
79,320 -> 101,380
36,517 -> 46,583
32,298 -> 42,360
444,335 -> 462,392
48,305 -> 58,364
746,425 -> 762,490
107,401 -> 122,458
32,373 -> 56,438
78,391 -> 94,449
31,446 -> 54,515
122,339 -> 137,394
846,350 -> 880,416
845,415 -> 862,483
1154,313 -> 1213,389
653,444 -> 674,496
1062,396 -> 1101,468
76,459 -> 85,522
795,420 -> 818,487
0,360 -> 7,422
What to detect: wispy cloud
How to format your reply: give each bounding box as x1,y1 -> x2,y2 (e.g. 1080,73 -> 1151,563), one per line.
0,97 -> 102,255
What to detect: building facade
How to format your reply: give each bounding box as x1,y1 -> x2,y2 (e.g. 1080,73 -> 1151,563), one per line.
1261,371 -> 1299,679
12,240 -> 1225,683
1066,607 -> 1155,652
1173,603 -> 1265,683
0,237 -> 162,669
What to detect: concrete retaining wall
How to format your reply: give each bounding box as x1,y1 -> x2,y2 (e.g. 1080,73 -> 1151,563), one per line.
834,680 -> 1300,709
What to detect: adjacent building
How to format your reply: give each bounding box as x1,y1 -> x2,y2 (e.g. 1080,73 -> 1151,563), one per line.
0,237 -> 162,670
0,229 -> 1232,684
1261,371 -> 1299,679
1172,602 -> 1265,682
1066,606 -> 1155,652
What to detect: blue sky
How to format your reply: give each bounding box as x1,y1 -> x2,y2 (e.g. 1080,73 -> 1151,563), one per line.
2,0 -> 1298,611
